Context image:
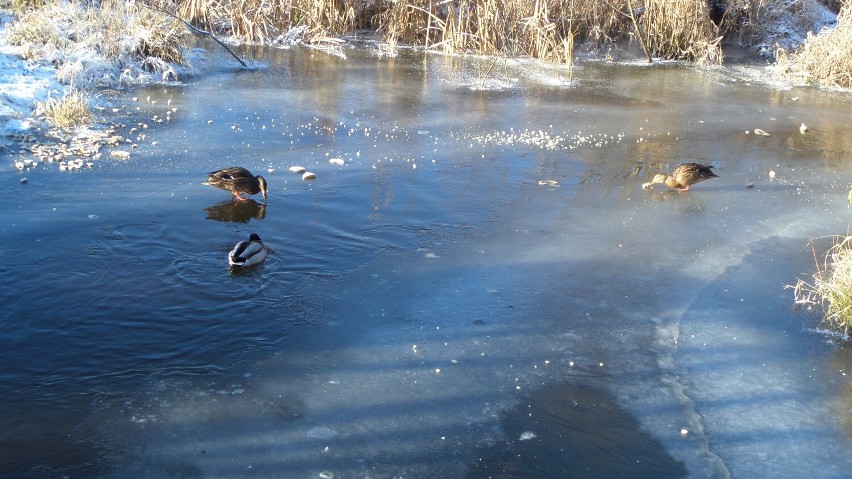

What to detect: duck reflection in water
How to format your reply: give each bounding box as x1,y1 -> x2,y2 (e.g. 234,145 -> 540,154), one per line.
205,199 -> 267,223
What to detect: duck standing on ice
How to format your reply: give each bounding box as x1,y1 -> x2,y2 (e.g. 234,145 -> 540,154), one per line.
642,162 -> 718,192
204,167 -> 268,201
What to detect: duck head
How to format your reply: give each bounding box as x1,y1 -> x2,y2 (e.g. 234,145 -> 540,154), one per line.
257,176 -> 268,200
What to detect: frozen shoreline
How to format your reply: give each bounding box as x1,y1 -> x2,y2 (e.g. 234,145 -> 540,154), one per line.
0,0 -> 839,153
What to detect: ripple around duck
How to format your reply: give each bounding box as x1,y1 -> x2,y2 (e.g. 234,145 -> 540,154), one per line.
0,220 -> 312,400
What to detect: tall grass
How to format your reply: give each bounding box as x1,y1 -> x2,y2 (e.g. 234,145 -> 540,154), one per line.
175,0 -> 356,44
775,3 -> 852,88
375,0 -> 724,65
6,0 -> 188,85
34,87 -> 92,128
5,0 -> 838,76
794,235 -> 852,334
161,0 -> 741,65
641,0 -> 723,64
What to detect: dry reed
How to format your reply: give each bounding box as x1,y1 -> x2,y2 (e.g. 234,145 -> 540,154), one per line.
8,0 -> 839,79
158,0 -> 741,65
174,0 -> 357,44
147,0 -> 844,69
6,0 -> 189,86
640,0 -> 723,64
793,234 -> 852,335
775,3 -> 852,88
374,0 -> 727,65
34,88 -> 93,128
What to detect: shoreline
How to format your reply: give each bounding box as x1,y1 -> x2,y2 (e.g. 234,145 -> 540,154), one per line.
0,1 -> 840,170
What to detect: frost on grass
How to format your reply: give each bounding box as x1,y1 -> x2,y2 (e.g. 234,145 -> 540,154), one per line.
0,0 -> 197,168
735,0 -> 838,56
3,0 -> 193,89
792,235 -> 852,335
774,3 -> 852,88
34,87 -> 92,128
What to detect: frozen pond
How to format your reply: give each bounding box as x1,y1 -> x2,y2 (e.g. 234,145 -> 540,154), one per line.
3,43 -> 852,478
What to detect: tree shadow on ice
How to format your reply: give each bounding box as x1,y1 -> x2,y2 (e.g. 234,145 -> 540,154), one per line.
467,378 -> 688,478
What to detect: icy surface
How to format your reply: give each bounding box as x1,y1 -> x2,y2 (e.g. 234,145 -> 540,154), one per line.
2,24 -> 852,479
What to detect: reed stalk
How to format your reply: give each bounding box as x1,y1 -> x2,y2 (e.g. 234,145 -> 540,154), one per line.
793,234 -> 852,335
34,88 -> 93,128
775,2 -> 852,88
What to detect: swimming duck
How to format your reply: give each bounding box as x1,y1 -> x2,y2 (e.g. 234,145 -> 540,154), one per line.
642,162 -> 718,192
204,167 -> 268,201
228,233 -> 268,267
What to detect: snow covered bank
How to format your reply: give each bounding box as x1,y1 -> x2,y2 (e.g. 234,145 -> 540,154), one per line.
0,3 -> 198,168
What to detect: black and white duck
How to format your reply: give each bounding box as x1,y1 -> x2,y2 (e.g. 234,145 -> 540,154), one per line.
228,233 -> 268,267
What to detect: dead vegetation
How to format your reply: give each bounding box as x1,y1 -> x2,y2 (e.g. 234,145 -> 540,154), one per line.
5,0 -> 188,87
4,0 -> 842,70
775,2 -> 852,88
34,87 -> 93,128
793,235 -> 852,335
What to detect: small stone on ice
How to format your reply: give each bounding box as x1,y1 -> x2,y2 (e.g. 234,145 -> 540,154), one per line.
769,170 -> 776,179
319,471 -> 334,479
20,177 -> 27,184
329,158 -> 344,165
289,165 -> 306,173
435,368 -> 441,374
680,428 -> 689,436
519,431 -> 537,441
302,171 -> 317,181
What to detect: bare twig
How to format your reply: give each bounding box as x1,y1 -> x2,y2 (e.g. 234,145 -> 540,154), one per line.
137,1 -> 248,68
625,0 -> 652,63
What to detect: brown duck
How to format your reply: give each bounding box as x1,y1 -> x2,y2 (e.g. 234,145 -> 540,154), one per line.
642,162 -> 718,192
203,167 -> 268,201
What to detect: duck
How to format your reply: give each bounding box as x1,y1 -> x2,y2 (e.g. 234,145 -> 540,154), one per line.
203,167 -> 268,201
642,162 -> 718,192
228,233 -> 268,267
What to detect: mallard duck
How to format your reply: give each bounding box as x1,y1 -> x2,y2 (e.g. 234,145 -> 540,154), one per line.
642,162 -> 718,192
228,233 -> 268,267
203,167 -> 268,201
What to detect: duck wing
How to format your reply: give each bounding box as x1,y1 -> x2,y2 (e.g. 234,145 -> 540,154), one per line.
207,167 -> 259,194
211,167 -> 252,180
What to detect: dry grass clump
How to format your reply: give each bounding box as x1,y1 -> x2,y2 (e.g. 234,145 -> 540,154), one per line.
175,0 -> 356,45
161,0 -> 734,64
5,0 -> 188,86
374,0 -> 725,65
377,0 -> 577,63
7,0 -> 48,15
793,235 -> 852,335
34,87 -> 93,128
640,0 -> 723,64
775,4 -> 852,88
